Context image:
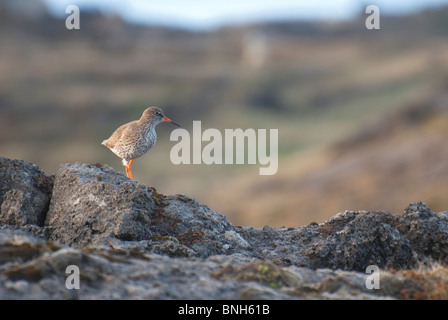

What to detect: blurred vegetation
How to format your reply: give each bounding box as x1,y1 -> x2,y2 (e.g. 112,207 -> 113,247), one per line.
1,1 -> 448,226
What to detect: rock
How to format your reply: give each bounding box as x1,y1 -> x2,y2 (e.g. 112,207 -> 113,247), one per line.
399,202 -> 448,262
237,203 -> 448,271
1,158 -> 448,299
45,162 -> 158,247
300,210 -> 413,271
0,157 -> 53,226
45,162 -> 246,257
0,233 -> 424,300
0,226 -> 57,265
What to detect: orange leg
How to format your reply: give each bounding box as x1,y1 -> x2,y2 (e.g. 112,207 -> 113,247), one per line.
126,159 -> 134,180
125,165 -> 130,178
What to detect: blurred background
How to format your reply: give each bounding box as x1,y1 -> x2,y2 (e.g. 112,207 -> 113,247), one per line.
1,0 -> 448,227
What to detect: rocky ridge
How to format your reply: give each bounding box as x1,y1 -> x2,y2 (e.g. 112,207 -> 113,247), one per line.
1,156 -> 448,299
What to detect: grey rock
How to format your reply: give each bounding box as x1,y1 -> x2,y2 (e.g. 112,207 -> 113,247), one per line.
0,226 -> 56,266
237,204 -> 448,271
399,202 -> 448,262
0,236 -> 421,300
40,161 -> 448,270
45,162 -> 158,246
300,210 -> 414,271
1,158 -> 448,299
0,157 -> 53,226
45,162 -> 244,257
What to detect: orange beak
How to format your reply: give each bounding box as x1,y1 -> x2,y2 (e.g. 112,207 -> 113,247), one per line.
163,117 -> 180,127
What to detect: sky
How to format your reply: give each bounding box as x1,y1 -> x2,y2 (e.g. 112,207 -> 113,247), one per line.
44,0 -> 448,30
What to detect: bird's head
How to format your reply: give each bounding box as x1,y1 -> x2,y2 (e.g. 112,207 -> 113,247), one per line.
142,107 -> 180,127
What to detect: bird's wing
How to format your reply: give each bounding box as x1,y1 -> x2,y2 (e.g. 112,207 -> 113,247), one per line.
104,121 -> 138,148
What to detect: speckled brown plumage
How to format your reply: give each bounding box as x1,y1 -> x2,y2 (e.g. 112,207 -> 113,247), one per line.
102,107 -> 179,180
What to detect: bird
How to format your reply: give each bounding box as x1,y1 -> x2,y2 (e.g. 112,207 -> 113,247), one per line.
102,107 -> 180,180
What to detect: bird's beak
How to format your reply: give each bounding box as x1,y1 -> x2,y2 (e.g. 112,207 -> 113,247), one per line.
163,117 -> 180,127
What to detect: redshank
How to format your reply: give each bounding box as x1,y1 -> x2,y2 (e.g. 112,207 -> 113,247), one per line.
102,107 -> 180,180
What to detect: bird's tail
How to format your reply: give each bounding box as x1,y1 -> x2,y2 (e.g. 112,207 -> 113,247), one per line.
101,140 -> 107,146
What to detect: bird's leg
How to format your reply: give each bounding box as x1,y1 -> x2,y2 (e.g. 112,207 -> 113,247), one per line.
127,159 -> 134,180
125,165 -> 130,178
